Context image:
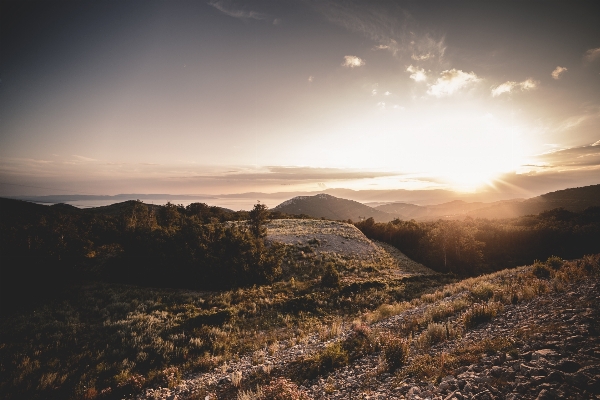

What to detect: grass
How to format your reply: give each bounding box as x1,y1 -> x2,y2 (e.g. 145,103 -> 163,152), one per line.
2,244 -> 598,399
0,255 -> 450,399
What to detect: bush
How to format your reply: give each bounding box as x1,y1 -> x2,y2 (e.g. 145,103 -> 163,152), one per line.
545,255 -> 564,270
321,263 -> 340,288
532,262 -> 552,279
261,377 -> 310,400
470,282 -> 497,301
382,335 -> 410,371
316,342 -> 348,372
417,323 -> 448,348
462,302 -> 502,329
342,323 -> 375,360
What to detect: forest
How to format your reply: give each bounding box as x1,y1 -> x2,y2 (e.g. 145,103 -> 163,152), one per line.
0,199 -> 291,312
355,206 -> 600,275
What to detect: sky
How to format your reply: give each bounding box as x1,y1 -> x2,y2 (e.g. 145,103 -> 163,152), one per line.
1,0 -> 599,200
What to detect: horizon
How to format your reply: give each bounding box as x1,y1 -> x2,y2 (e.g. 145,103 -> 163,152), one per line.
1,1 -> 599,198
6,182 -> 599,211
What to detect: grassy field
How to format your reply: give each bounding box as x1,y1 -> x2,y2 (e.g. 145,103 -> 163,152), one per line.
0,220 -> 450,400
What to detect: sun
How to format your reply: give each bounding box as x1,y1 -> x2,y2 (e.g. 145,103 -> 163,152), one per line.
404,110 -> 528,192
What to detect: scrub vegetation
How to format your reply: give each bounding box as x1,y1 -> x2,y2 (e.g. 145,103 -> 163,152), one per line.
1,197 -> 599,399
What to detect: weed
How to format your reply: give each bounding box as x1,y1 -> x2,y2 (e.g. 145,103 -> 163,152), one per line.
381,334 -> 410,371
462,301 -> 502,329
532,261 -> 553,279
261,377 -> 310,400
417,322 -> 452,348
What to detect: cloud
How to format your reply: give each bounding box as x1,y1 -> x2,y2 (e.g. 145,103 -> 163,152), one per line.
373,44 -> 391,50
491,78 -> 538,97
551,66 -> 568,79
308,76 -> 314,82
584,47 -> 600,63
593,140 -> 600,147
533,144 -> 600,169
310,2 -> 445,61
491,81 -> 517,97
411,53 -> 433,61
210,166 -> 400,182
209,0 -> 268,21
427,69 -> 479,97
406,65 -> 427,82
342,55 -> 365,68
72,155 -> 97,162
519,78 -> 538,90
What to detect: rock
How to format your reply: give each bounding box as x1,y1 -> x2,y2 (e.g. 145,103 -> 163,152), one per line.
555,359 -> 581,373
588,377 -> 600,394
546,370 -> 564,382
407,386 -> 421,398
535,388 -> 555,400
490,366 -> 503,378
532,349 -> 559,360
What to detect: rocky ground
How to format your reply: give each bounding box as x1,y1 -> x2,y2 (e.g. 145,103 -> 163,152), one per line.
135,267 -> 599,400
302,277 -> 600,400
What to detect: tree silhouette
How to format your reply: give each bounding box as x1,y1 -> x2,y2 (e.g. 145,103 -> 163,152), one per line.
248,202 -> 269,238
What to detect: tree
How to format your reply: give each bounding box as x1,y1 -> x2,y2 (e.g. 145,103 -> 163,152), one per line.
248,202 -> 269,238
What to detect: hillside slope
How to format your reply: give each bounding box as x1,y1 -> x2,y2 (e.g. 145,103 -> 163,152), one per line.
135,255 -> 600,400
273,193 -> 397,222
467,184 -> 600,219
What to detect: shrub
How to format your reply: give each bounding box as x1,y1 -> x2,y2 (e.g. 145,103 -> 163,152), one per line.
532,262 -> 553,279
462,302 -> 502,329
382,334 -> 410,371
315,342 -> 349,372
321,263 -> 340,288
417,323 -> 449,348
545,255 -> 564,270
342,323 -> 375,360
470,282 -> 497,301
261,377 -> 310,400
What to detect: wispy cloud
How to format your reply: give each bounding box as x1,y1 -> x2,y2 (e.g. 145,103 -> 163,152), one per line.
72,155 -> 97,162
427,69 -> 479,97
342,55 -> 365,68
584,47 -> 600,63
533,144 -> 600,169
311,1 -> 444,61
491,78 -> 538,97
551,66 -> 567,79
308,75 -> 314,82
209,0 -> 270,21
491,81 -> 517,97
406,65 -> 427,82
411,53 -> 433,61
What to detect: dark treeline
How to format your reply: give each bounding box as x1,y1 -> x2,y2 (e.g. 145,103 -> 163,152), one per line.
355,207 -> 600,276
0,199 -> 295,313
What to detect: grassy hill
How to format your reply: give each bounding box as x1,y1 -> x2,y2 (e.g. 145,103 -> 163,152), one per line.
273,193 -> 396,222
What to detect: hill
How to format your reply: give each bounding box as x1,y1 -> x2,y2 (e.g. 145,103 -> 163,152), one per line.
467,184 -> 600,219
375,200 -> 490,220
273,193 -> 397,222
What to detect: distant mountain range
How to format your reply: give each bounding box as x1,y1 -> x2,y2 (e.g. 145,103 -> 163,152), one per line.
273,184 -> 600,222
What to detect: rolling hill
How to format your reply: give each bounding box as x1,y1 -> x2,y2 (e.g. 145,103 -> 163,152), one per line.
272,193 -> 397,222
466,184 -> 600,219
273,184 -> 600,222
